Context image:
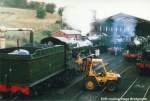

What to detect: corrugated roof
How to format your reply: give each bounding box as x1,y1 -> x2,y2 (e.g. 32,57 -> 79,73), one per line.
60,30 -> 81,35
104,13 -> 150,37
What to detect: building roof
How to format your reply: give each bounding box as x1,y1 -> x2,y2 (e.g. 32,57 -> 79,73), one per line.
60,30 -> 81,35
99,13 -> 150,37
113,13 -> 150,37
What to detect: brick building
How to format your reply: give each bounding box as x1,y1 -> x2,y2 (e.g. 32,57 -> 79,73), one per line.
52,30 -> 81,40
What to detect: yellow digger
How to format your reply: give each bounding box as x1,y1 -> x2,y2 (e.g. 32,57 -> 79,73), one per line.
75,54 -> 121,92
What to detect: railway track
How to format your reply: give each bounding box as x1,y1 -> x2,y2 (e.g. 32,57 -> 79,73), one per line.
70,54 -> 126,101
29,53 -> 150,101
72,56 -> 149,101
36,53 -> 120,100
96,64 -> 149,101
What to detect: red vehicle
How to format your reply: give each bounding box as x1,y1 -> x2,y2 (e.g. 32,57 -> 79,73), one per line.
123,43 -> 143,61
136,49 -> 150,75
123,52 -> 142,60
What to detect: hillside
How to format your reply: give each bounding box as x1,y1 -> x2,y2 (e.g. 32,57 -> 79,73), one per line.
0,7 -> 61,47
0,7 -> 60,31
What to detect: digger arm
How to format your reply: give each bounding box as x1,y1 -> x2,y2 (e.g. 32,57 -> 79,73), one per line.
92,59 -> 103,64
75,55 -> 104,72
75,55 -> 83,65
75,55 -> 90,72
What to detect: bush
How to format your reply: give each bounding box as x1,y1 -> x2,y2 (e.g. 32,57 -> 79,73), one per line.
42,30 -> 51,36
45,3 -> 56,13
36,6 -> 46,19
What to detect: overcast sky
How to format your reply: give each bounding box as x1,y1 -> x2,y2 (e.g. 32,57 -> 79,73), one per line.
29,0 -> 150,20
28,0 -> 150,35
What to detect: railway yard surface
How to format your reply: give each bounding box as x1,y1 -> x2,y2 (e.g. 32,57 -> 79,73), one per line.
29,53 -> 150,101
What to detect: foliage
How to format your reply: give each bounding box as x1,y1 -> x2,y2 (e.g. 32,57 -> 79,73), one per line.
4,0 -> 27,8
42,30 -> 51,36
56,20 -> 68,28
27,1 -> 41,9
58,7 -> 64,16
45,3 -> 56,13
36,6 -> 46,19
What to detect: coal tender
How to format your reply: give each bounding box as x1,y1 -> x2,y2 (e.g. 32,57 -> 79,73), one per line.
0,28 -> 65,98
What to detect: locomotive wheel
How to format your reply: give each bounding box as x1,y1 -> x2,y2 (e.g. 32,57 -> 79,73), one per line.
136,68 -> 144,76
0,92 -> 10,99
140,69 -> 145,76
12,91 -> 25,100
0,94 -> 4,99
84,77 -> 97,91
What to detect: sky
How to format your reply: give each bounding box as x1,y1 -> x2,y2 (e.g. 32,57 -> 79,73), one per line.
28,0 -> 150,20
28,0 -> 150,35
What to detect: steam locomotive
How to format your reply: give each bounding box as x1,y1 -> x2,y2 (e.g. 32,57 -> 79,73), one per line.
136,46 -> 150,75
123,36 -> 147,61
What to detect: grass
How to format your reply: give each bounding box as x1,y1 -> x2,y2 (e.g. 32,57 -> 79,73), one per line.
0,6 -> 60,31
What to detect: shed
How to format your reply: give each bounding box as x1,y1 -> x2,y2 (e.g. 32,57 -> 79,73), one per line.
52,30 -> 81,40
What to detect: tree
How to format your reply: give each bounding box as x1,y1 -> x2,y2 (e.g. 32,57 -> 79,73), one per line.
4,0 -> 27,8
58,7 -> 64,16
45,3 -> 56,13
57,7 -> 64,29
28,1 -> 41,9
36,6 -> 46,19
